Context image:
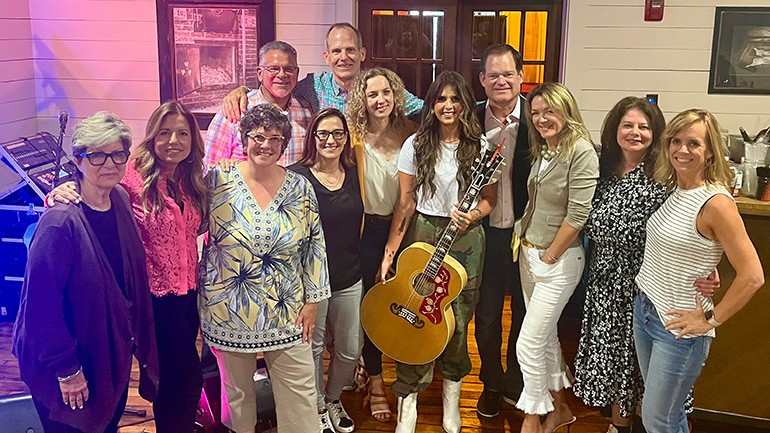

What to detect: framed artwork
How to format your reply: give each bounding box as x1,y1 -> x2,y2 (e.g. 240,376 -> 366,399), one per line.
708,7 -> 770,95
157,0 -> 275,128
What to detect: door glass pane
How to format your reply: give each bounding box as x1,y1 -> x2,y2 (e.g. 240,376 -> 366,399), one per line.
371,10 -> 395,59
472,11 -> 495,60
396,11 -> 420,60
499,11 -> 522,51
421,11 -> 444,60
420,62 -> 443,96
396,62 -> 418,94
523,11 -> 548,61
522,64 -> 544,85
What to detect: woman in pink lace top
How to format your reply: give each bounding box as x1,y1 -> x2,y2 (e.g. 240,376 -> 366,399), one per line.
49,101 -> 208,433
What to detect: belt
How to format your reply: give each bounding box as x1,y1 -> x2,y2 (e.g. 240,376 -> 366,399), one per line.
520,238 -> 547,250
365,213 -> 392,221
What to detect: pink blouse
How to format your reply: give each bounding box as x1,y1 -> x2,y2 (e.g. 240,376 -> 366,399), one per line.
121,165 -> 201,297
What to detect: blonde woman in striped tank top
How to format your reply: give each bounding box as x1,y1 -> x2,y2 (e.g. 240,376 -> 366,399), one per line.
634,109 -> 764,433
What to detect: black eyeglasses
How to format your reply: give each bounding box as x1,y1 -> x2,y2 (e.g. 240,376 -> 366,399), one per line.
314,129 -> 347,141
259,65 -> 298,76
77,150 -> 130,166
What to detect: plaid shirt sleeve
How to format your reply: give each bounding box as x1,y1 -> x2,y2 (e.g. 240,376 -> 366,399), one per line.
403,89 -> 424,117
204,110 -> 244,171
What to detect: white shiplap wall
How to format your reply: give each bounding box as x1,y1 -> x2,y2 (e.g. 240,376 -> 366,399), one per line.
27,0 -> 161,144
0,1 -> 38,145
563,0 -> 770,140
15,0 -> 354,143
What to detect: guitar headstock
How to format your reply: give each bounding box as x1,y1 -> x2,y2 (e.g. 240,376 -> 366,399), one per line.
471,136 -> 505,188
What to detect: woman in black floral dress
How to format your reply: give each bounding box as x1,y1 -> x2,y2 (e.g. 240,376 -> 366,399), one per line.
573,98 -> 718,433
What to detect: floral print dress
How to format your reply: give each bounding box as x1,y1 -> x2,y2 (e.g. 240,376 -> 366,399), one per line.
573,164 -> 666,417
199,167 -> 331,353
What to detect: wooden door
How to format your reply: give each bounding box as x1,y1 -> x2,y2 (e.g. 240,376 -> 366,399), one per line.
458,1 -> 563,100
359,0 -> 457,99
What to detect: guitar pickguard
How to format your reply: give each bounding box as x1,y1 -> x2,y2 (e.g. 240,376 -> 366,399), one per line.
417,267 -> 451,324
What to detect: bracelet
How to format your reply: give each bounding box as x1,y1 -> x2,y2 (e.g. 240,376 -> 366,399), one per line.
544,249 -> 558,262
58,367 -> 83,383
471,207 -> 483,221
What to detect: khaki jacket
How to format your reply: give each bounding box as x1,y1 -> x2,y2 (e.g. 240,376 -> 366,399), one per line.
514,137 -> 599,248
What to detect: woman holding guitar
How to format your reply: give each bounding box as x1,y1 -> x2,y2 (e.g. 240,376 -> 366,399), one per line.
513,82 -> 599,433
377,71 -> 497,433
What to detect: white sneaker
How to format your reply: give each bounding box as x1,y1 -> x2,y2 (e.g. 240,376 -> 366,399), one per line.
326,399 -> 355,433
319,409 -> 335,433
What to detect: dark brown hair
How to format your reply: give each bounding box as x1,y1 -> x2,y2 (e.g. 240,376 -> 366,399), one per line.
297,108 -> 356,169
599,96 -> 666,178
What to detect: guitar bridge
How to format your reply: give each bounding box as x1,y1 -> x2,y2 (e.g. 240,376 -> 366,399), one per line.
390,303 -> 425,329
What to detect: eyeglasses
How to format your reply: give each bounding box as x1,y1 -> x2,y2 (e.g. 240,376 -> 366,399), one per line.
77,150 -> 130,166
314,129 -> 347,141
247,133 -> 285,146
259,65 -> 298,76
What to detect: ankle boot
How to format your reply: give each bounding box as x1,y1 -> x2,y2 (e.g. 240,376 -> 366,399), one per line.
395,393 -> 418,433
442,379 -> 462,433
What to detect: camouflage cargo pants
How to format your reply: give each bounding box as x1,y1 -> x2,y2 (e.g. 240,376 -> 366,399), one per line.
392,213 -> 484,397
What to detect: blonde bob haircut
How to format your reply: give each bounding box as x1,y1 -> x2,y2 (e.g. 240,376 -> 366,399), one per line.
346,67 -> 408,141
525,82 -> 592,163
654,108 -> 732,192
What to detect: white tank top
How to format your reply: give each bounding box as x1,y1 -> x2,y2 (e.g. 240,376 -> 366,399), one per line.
635,185 -> 731,338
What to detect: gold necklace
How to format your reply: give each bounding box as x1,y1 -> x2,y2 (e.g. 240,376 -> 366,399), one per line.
312,166 -> 343,187
540,144 -> 561,161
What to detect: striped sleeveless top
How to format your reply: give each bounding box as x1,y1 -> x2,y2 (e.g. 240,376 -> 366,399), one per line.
635,185 -> 732,338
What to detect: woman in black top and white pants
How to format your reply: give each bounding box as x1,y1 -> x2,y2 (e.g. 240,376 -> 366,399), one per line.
289,108 -> 364,433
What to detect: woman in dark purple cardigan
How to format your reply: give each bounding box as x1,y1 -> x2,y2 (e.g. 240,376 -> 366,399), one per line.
12,112 -> 159,433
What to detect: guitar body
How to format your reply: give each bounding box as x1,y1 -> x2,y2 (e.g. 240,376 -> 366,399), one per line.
361,241 -> 468,365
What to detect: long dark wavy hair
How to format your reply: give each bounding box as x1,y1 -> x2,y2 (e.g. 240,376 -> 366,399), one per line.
413,71 -> 482,201
599,97 -> 665,178
132,101 -> 207,218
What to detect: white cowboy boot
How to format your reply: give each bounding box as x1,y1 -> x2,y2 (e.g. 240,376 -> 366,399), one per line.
442,379 -> 462,433
395,392 -> 418,433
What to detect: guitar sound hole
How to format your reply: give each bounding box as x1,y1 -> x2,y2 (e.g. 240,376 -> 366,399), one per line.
412,273 -> 436,296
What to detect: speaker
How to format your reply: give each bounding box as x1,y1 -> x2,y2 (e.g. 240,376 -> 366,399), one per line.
0,393 -> 44,433
196,352 -> 277,433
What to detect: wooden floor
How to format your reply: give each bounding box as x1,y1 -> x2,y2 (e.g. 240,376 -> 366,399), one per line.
1,301 -> 765,433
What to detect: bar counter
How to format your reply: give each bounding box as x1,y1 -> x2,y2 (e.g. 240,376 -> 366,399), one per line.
693,197 -> 770,428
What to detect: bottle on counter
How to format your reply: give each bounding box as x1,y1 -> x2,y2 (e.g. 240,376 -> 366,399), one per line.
757,166 -> 770,201
729,157 -> 744,197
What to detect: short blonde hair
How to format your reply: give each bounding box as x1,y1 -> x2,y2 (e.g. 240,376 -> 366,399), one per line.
654,109 -> 732,192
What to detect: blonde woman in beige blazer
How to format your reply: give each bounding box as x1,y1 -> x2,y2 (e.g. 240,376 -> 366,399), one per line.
513,82 -> 599,433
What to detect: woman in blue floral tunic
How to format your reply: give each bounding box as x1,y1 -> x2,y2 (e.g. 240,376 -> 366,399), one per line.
199,104 -> 331,433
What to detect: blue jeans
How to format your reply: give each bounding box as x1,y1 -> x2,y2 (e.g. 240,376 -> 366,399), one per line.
633,293 -> 711,433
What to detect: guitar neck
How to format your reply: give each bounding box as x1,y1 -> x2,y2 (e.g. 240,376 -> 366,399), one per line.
424,181 -> 482,279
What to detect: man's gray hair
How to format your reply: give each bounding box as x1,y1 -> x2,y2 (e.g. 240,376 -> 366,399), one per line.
258,40 -> 298,64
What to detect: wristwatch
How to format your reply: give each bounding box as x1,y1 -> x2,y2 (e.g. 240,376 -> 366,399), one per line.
704,309 -> 722,328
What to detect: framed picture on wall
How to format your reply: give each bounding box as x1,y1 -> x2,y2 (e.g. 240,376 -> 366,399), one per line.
708,7 -> 770,95
157,0 -> 275,128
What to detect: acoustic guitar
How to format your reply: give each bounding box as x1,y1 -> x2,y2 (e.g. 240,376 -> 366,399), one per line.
361,140 -> 505,365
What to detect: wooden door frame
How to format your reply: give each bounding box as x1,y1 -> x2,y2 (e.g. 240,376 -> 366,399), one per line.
358,0 -> 458,98
457,0 -> 562,99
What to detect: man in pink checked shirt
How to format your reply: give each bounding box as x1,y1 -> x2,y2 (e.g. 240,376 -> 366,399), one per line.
204,40 -> 313,169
